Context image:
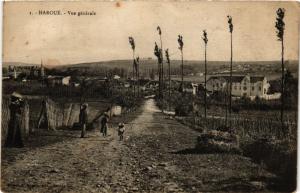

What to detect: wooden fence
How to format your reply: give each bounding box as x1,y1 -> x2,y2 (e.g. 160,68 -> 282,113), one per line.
36,98 -> 120,130
2,98 -> 10,145
2,96 -> 115,140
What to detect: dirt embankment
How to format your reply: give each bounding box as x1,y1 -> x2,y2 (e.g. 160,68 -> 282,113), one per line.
2,99 -> 278,193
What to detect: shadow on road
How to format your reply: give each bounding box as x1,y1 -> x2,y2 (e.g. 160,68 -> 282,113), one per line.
172,148 -> 242,155
2,129 -> 80,164
171,148 -> 201,155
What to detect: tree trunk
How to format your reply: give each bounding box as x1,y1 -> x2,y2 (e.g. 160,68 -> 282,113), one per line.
181,50 -> 184,92
281,38 -> 284,131
132,51 -> 135,97
158,61 -> 161,98
160,35 -> 164,101
225,82 -> 228,127
229,32 -> 233,128
169,60 -> 171,111
204,44 -> 207,120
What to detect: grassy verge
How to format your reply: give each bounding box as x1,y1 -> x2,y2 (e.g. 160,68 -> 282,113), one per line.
155,93 -> 297,192
241,137 -> 296,191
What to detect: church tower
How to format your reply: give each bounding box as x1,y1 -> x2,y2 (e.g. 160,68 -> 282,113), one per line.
40,59 -> 45,79
13,67 -> 17,79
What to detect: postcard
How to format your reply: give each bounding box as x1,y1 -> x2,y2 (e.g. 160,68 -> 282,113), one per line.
1,1 -> 299,192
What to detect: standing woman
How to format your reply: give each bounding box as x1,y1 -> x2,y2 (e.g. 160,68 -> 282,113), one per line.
79,103 -> 88,138
5,92 -> 25,147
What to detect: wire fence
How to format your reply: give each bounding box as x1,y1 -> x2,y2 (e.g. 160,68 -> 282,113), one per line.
176,113 -> 297,140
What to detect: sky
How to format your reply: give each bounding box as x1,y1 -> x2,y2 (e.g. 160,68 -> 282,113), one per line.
3,1 -> 300,66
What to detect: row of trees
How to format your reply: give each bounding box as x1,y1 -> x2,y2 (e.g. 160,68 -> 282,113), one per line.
127,16 -> 234,123
128,8 -> 287,131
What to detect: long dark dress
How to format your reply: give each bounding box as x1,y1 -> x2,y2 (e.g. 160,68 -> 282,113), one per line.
79,108 -> 88,138
5,102 -> 24,147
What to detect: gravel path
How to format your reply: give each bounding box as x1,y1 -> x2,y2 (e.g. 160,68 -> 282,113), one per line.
1,99 -> 276,193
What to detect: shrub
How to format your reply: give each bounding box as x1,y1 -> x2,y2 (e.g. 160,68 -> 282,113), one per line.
196,130 -> 241,154
175,103 -> 192,116
241,137 -> 296,191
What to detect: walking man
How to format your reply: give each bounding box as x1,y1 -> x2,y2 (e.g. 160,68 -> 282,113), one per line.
79,103 -> 88,138
101,112 -> 109,137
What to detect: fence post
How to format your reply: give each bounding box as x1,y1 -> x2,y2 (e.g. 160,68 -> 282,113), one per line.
21,101 -> 30,141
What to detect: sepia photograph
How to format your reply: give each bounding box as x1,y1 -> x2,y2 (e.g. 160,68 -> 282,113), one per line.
1,1 -> 299,192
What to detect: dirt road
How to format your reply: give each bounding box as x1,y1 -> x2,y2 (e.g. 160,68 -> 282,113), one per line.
2,99 -> 276,192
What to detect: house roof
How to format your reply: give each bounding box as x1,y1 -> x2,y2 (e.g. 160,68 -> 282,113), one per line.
226,76 -> 245,83
208,76 -> 244,83
208,75 -> 265,83
47,75 -> 70,80
250,76 -> 265,83
47,75 -> 64,79
183,82 -> 198,89
207,76 -> 222,81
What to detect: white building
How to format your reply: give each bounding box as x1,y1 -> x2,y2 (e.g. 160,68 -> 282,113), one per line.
113,75 -> 121,80
183,83 -> 198,95
47,76 -> 71,86
206,75 -> 274,100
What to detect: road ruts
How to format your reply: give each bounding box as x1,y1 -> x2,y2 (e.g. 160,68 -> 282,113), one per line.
2,99 -> 276,193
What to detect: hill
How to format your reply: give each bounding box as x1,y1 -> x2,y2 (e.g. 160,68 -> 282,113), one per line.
58,59 -> 299,75
3,60 -> 298,75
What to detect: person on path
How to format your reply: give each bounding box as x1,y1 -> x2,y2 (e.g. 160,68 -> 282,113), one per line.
5,92 -> 25,148
79,103 -> 88,138
118,122 -> 125,141
37,100 -> 49,129
101,112 -> 109,137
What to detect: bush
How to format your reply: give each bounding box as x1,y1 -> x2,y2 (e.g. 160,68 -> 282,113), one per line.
232,97 -> 284,111
155,90 -> 195,116
155,97 -> 168,110
175,103 -> 192,116
174,93 -> 193,116
241,137 -> 296,191
196,130 -> 241,154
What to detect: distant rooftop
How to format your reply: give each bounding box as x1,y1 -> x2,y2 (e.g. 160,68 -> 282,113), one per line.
208,75 -> 265,83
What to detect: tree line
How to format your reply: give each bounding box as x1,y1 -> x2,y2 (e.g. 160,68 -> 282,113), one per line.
128,8 -> 289,132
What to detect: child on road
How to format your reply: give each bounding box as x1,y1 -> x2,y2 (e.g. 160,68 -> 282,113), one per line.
118,122 -> 125,141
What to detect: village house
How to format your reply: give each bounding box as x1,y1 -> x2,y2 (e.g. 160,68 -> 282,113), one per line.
113,75 -> 121,80
183,83 -> 199,95
142,80 -> 158,91
47,75 -> 71,86
5,64 -> 45,80
7,67 -> 19,79
206,75 -> 278,100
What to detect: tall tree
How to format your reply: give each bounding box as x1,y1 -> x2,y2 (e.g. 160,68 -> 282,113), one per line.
165,49 -> 171,111
128,37 -> 136,97
154,42 -> 163,98
275,8 -> 285,130
202,30 -> 208,120
227,15 -> 233,128
157,26 -> 164,97
177,35 -> 184,92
